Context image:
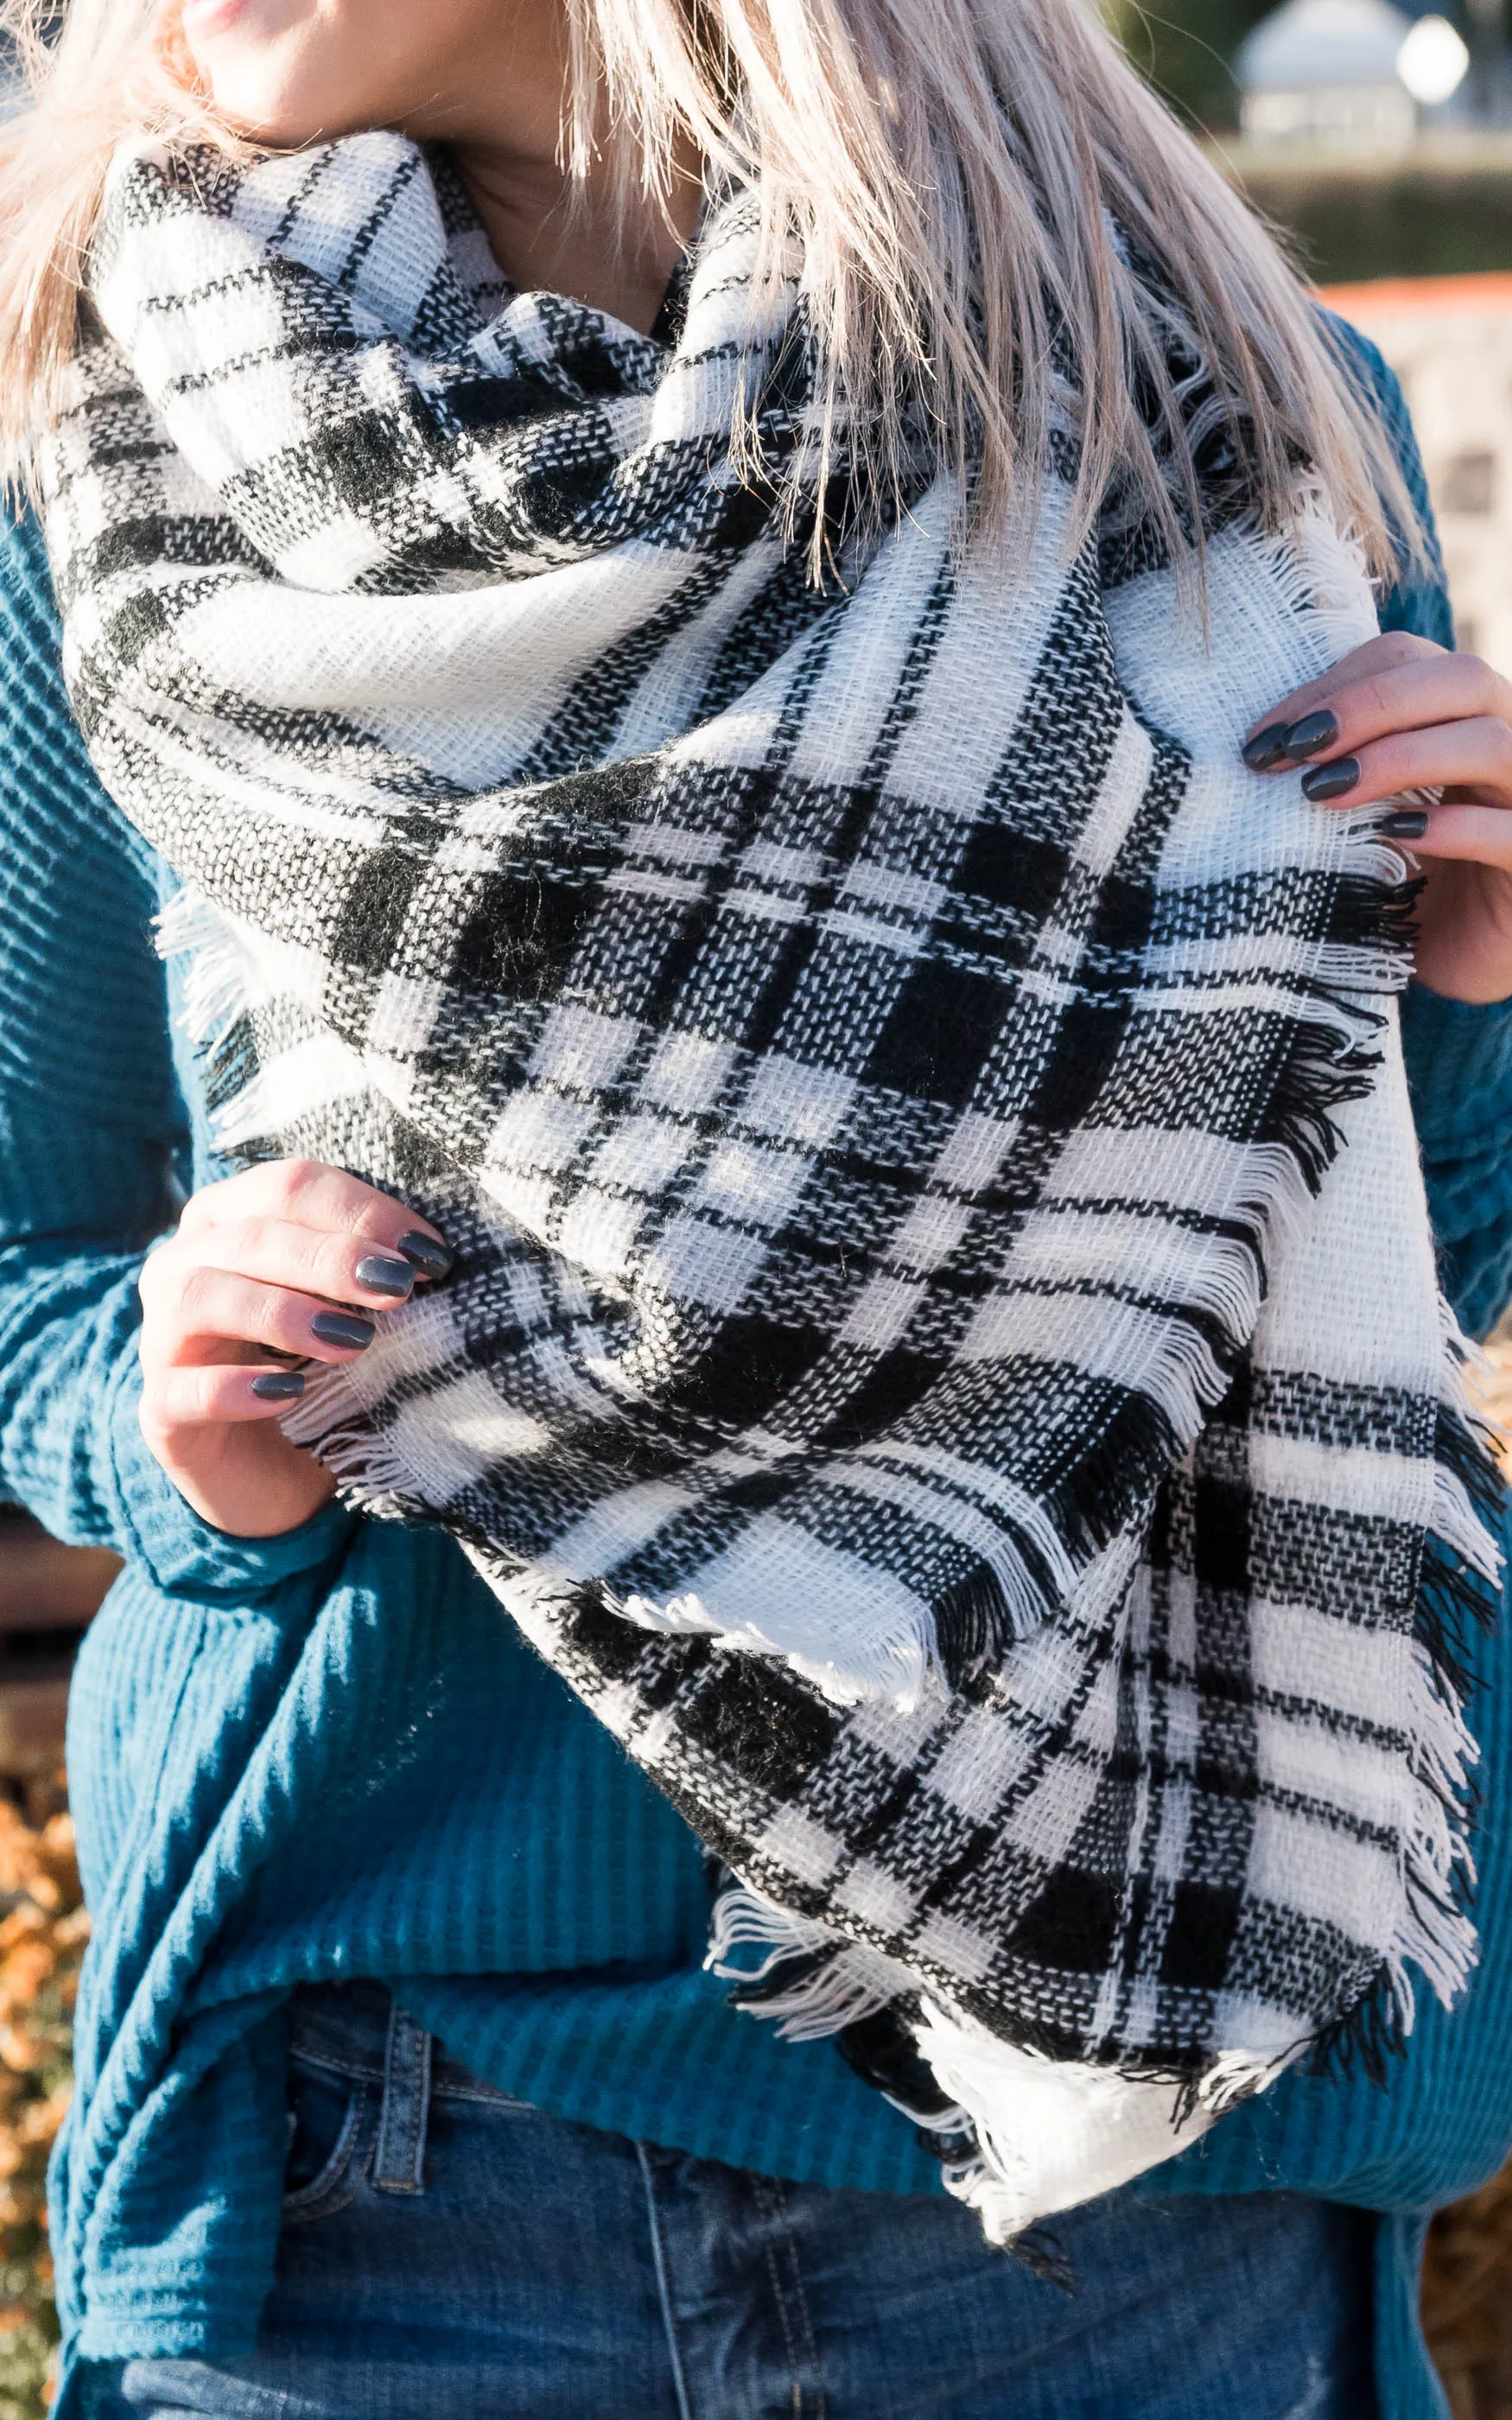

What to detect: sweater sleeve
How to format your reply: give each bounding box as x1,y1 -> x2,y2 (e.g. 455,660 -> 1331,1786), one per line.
1322,311 -> 1454,651
0,509 -> 351,1596
1401,988 -> 1512,1341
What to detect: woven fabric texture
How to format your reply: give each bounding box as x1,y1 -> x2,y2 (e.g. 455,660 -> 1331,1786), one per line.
41,132 -> 1503,2238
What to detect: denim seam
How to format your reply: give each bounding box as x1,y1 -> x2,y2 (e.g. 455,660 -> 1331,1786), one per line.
288,2045 -> 387,2087
751,2175 -> 826,2420
282,2083 -> 370,2226
412,2075 -> 531,2110
634,2142 -> 694,2420
288,2044 -> 532,2112
751,2178 -> 804,2417
772,2181 -> 825,2420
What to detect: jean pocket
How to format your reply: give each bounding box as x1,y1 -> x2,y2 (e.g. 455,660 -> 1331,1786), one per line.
282,2059 -> 369,2223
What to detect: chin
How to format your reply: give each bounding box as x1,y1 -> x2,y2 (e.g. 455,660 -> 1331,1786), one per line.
179,3 -> 365,146
202,81 -> 333,145
189,48 -> 365,146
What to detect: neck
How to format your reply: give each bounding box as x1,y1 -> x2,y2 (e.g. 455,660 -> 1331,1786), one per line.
394,25 -> 701,337
450,139 -> 702,335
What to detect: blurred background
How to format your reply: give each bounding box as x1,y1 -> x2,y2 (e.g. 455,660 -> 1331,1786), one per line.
1109,0 -> 1512,665
2,2 -> 1512,2412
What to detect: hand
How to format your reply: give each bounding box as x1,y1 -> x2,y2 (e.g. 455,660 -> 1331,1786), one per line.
137,1159 -> 452,1539
1243,633 -> 1512,1004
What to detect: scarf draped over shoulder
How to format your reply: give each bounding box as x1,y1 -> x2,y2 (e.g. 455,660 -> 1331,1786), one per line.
41,130 -> 1503,2237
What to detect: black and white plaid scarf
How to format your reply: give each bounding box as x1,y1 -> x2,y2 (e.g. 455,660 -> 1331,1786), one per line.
43,131 -> 1503,2238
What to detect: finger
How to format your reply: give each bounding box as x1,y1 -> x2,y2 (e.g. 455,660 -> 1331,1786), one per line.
1243,633 -> 1445,757
169,1213 -> 428,1312
1291,718 -> 1512,814
1372,801 -> 1512,870
140,1363 -> 315,1430
1243,631 -> 1443,748
141,1267 -> 381,1369
1248,658 -> 1512,779
178,1159 -> 451,1274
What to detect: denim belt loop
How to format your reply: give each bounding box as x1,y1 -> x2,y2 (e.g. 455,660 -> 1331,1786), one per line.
372,2000 -> 434,2196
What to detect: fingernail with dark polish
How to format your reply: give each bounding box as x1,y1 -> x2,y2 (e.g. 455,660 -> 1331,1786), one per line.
1301,757 -> 1361,803
251,1371 -> 306,1401
354,1252 -> 415,1298
1282,708 -> 1340,759
1378,809 -> 1429,840
311,1309 -> 377,1352
397,1231 -> 454,1280
1242,722 -> 1292,771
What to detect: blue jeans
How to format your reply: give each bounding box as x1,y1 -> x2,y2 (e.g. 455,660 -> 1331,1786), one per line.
81,1980 -> 1377,2419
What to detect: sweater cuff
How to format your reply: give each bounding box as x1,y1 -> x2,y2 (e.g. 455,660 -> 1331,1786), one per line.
1401,981 -> 1512,1150
106,1351 -> 355,1601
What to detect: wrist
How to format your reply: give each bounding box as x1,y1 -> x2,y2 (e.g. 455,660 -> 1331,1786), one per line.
110,1362 -> 355,1598
1411,863 -> 1512,1004
162,1458 -> 338,1538
1408,926 -> 1512,1004
1409,971 -> 1512,1007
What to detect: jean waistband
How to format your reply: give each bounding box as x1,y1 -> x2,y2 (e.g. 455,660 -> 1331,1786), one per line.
287,1978 -> 522,2108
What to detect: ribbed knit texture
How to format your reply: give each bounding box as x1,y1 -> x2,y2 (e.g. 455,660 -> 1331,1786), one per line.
0,325 -> 1502,2420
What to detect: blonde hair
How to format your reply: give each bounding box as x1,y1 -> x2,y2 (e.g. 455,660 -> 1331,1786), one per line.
0,0 -> 1418,577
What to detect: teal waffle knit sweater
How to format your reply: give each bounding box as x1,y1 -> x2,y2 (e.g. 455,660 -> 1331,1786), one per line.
2,324 -> 1511,2419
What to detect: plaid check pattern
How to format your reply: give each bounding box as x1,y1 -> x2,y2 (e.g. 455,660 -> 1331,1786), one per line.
42,131 -> 1502,2238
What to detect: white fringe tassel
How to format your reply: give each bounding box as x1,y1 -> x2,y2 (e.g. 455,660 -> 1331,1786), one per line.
704,1880 -> 1252,2243
153,502 -> 1499,2250
703,1408 -> 1496,2263
154,884 -> 262,1053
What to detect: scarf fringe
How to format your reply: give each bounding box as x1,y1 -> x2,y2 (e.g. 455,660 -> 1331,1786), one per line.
155,888 -> 260,1053
705,1882 -> 1272,2242
692,468 -> 1503,2243
272,1399 -> 429,1525
1314,1323 -> 1508,2079
51,131 -> 1509,2251
159,576 -> 1501,2111
153,507 -> 1438,1715
150,460 -> 1502,2233
156,889 -> 378,1151
707,1336 -> 1499,2236
927,933 -> 1405,1697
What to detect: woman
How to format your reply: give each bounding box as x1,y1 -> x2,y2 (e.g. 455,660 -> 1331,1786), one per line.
3,0 -> 1512,2414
